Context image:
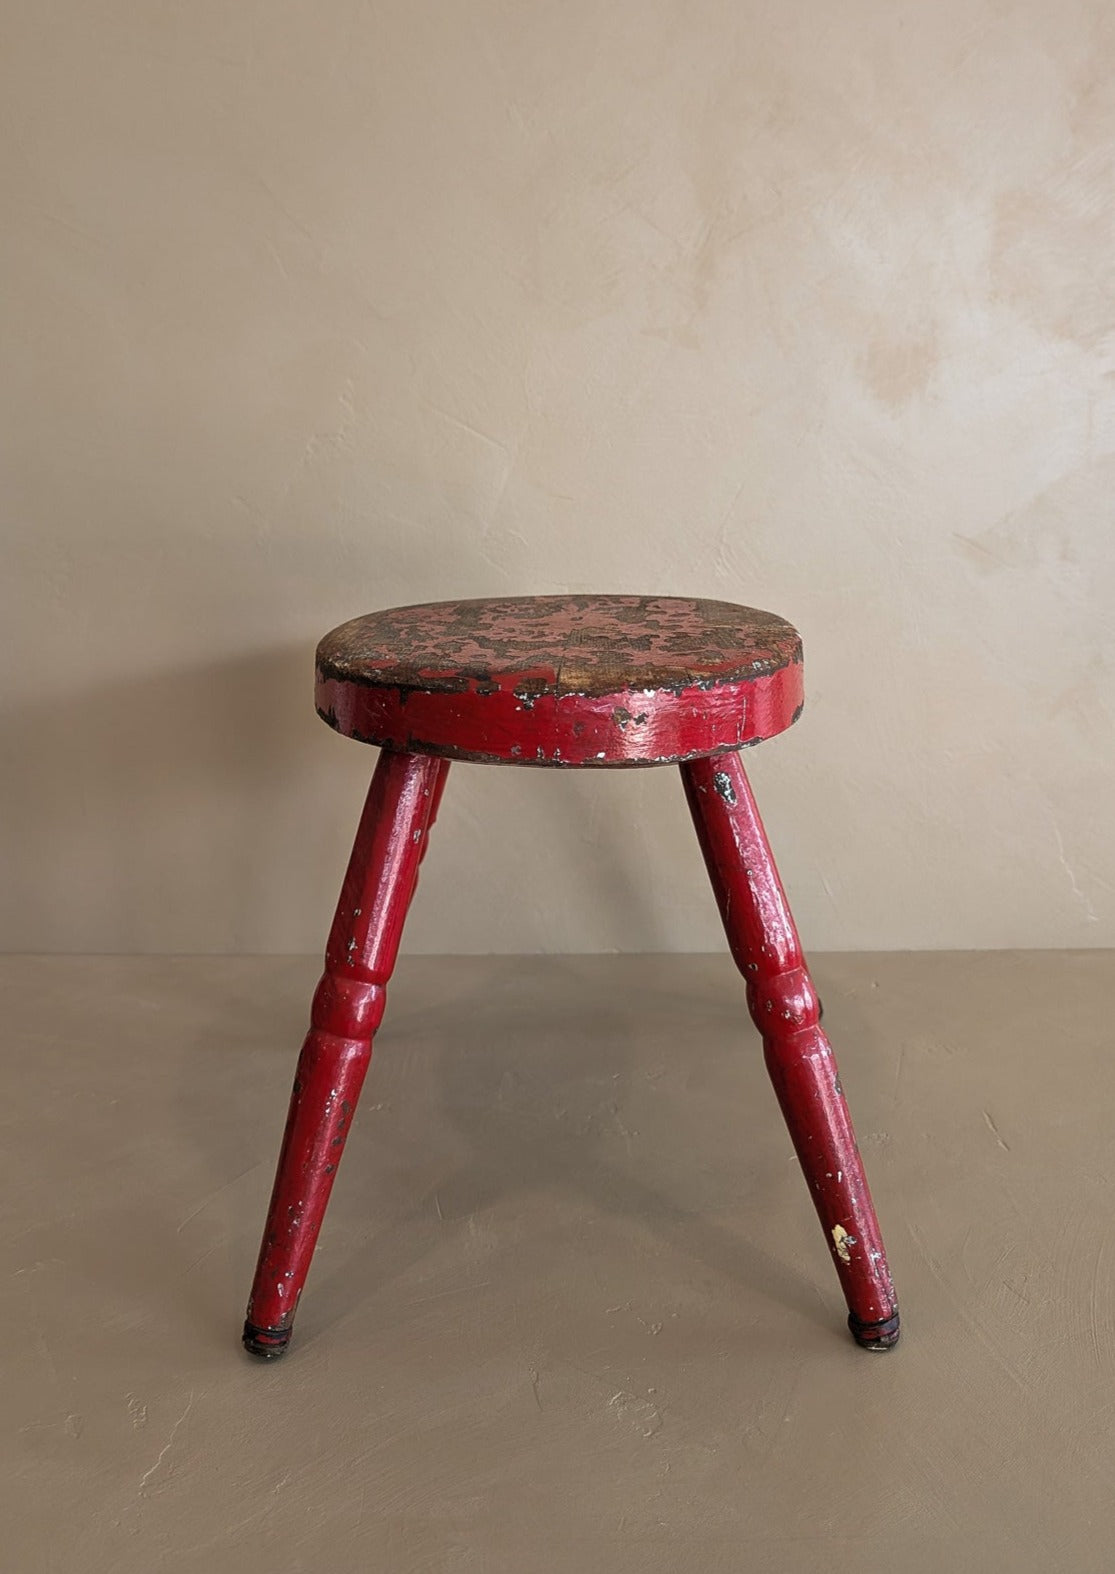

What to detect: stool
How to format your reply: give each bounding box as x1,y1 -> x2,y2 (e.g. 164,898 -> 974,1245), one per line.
243,596 -> 899,1357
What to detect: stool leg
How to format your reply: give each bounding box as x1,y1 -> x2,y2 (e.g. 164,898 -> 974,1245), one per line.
242,748 -> 449,1358
680,751 -> 899,1350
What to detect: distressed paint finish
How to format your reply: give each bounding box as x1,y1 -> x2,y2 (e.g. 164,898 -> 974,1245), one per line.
245,596 -> 899,1357
316,595 -> 803,765
242,748 -> 448,1357
681,750 -> 900,1348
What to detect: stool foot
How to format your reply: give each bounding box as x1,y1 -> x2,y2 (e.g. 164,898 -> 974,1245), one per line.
682,751 -> 900,1347
848,1310 -> 901,1351
241,749 -> 448,1356
242,1321 -> 293,1359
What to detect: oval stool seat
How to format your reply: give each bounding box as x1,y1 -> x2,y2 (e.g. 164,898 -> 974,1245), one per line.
316,594 -> 804,766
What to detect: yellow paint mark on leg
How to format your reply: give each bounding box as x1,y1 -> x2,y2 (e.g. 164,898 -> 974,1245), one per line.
832,1224 -> 855,1263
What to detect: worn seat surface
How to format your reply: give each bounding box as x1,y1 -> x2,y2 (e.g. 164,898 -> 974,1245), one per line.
315,594 -> 804,766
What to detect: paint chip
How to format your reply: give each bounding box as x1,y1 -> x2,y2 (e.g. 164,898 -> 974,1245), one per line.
831,1224 -> 857,1263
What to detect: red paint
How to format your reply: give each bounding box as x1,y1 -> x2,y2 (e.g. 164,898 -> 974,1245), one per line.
243,748 -> 448,1356
317,669 -> 803,767
681,751 -> 899,1347
245,595 -> 899,1357
316,595 -> 803,765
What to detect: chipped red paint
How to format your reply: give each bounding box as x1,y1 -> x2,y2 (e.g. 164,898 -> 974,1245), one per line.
244,595 -> 899,1358
316,596 -> 803,765
242,748 -> 448,1357
682,751 -> 899,1348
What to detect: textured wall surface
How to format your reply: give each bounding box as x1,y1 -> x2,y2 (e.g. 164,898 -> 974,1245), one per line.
4,0 -> 1114,952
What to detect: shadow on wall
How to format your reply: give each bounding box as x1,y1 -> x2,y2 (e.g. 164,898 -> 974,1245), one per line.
2,640 -> 675,953
2,644 -> 324,951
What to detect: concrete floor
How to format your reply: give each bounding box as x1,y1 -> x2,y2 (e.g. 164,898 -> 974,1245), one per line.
4,951 -> 1115,1572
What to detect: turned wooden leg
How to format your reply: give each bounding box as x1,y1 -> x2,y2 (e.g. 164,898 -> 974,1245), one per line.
681,751 -> 900,1350
243,748 -> 449,1358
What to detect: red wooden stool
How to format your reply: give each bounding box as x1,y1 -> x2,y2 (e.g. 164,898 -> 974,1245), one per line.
243,596 -> 899,1357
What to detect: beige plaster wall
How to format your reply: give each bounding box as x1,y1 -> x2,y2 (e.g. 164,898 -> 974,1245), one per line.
3,0 -> 1114,953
